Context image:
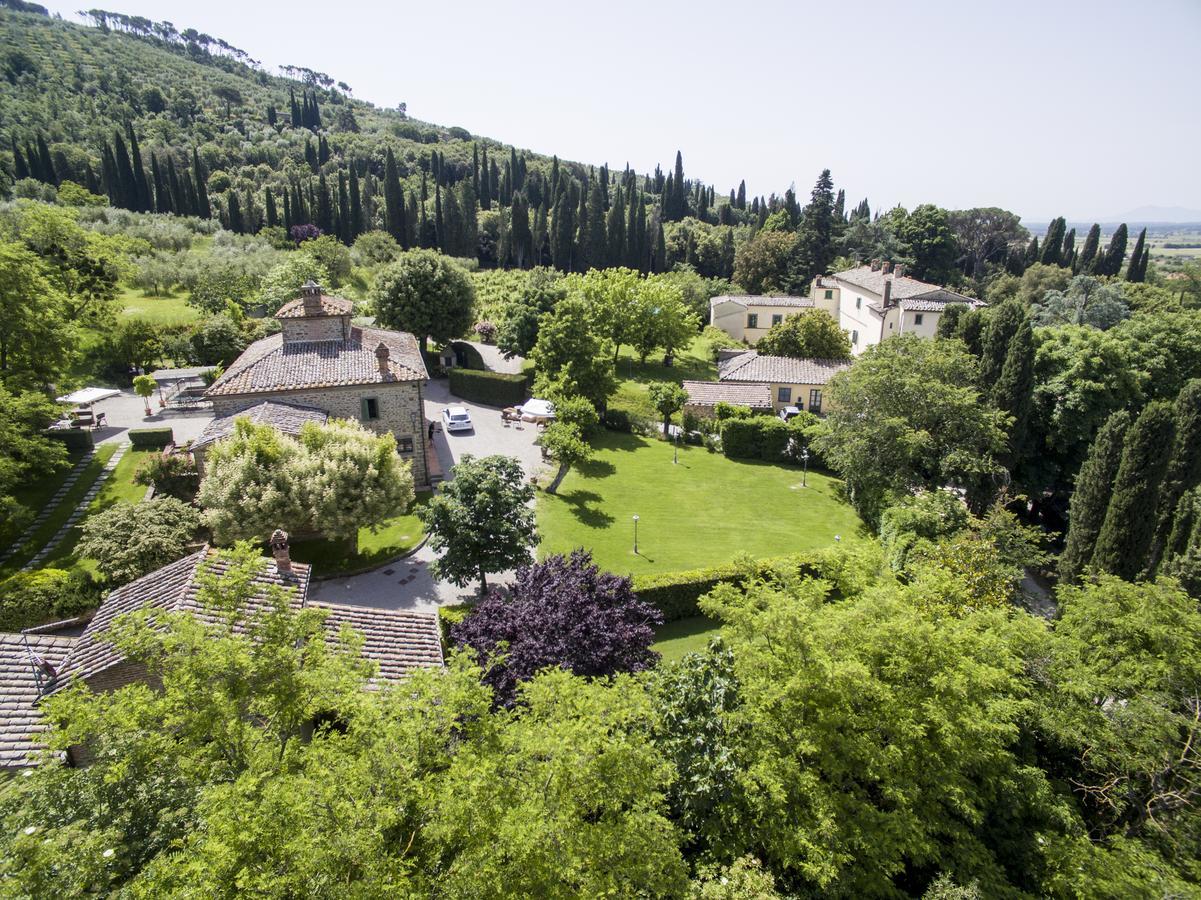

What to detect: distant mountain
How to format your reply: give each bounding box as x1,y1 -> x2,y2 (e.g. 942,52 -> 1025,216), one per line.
1106,206 -> 1201,224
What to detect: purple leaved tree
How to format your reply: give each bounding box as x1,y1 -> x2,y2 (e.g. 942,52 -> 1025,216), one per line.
451,550 -> 663,707
290,223 -> 322,244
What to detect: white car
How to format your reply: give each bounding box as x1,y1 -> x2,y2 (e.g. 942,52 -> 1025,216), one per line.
442,406 -> 473,432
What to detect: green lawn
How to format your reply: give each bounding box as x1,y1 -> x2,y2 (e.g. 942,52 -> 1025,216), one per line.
7,448 -> 87,527
117,285 -> 200,327
610,336 -> 717,423
652,615 -> 721,662
537,430 -> 867,576
1,444 -> 117,576
290,492 -> 431,577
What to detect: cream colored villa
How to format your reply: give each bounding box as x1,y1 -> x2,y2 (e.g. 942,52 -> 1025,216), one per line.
812,261 -> 983,354
204,281 -> 432,486
717,352 -> 850,414
708,295 -> 815,344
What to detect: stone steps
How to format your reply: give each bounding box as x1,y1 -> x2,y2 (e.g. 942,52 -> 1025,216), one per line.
0,450 -> 97,565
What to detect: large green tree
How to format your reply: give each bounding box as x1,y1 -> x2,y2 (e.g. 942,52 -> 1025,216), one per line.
755,310 -> 852,360
419,454 -> 537,595
1058,411 -> 1132,583
0,240 -> 74,383
530,297 -> 616,409
370,249 -> 475,350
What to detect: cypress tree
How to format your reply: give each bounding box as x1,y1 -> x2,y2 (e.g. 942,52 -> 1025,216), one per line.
290,89 -> 301,127
489,158 -> 500,206
267,103 -> 277,126
112,131 -> 138,210
532,202 -> 549,267
979,301 -> 1025,389
1147,380 -> 1201,574
316,172 -> 333,234
1077,223 -> 1100,274
85,162 -> 101,196
1059,410 -> 1132,583
993,317 -> 1035,473
318,136 -> 330,166
283,190 -> 293,230
166,156 -> 185,215
226,190 -> 244,234
600,163 -> 610,210
151,155 -> 170,213
100,142 -> 119,206
607,187 -> 625,267
126,124 -> 150,211
1125,228 -> 1147,282
586,181 -> 607,269
434,183 -> 445,251
510,192 -> 531,268
265,189 -> 278,229
1099,223 -> 1128,277
1092,401 -> 1176,580
443,187 -> 463,256
551,186 -> 575,271
383,149 -> 404,244
1023,237 -> 1039,268
653,219 -> 667,274
192,148 -> 211,219
35,134 -> 57,185
309,91 -> 321,129
337,172 -> 351,243
406,190 -> 420,249
625,185 -> 639,268
1040,216 -> 1066,266
1061,227 -> 1076,271
472,144 -> 480,197
349,165 -> 363,238
459,179 -> 478,260
574,183 -> 590,271
10,138 -> 29,180
305,139 -> 318,174
671,150 -> 686,221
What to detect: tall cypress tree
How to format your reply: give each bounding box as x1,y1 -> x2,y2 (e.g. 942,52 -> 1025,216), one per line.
1061,227 -> 1076,272
35,134 -> 58,185
126,124 -> 150,211
434,183 -> 445,251
1040,216 -> 1066,266
289,88 -> 301,127
479,146 -> 491,210
100,142 -> 119,206
1098,223 -> 1128,277
337,172 -> 351,243
992,316 -> 1035,474
383,149 -> 405,244
349,165 -> 363,238
671,150 -> 686,221
226,190 -> 244,234
1059,410 -> 1132,583
1147,380 -> 1201,574
979,301 -> 1025,390
10,138 -> 29,180
318,136 -> 330,166
166,156 -> 185,215
265,189 -> 278,229
510,192 -> 531,268
606,187 -> 625,267
574,182 -> 590,271
112,131 -> 138,210
585,181 -> 607,269
1077,223 -> 1100,273
550,185 -> 575,271
442,187 -> 463,256
150,155 -> 170,213
1092,400 -> 1176,580
192,149 -> 211,219
1125,228 -> 1147,282
283,190 -> 293,230
316,172 -> 333,234
459,179 -> 478,261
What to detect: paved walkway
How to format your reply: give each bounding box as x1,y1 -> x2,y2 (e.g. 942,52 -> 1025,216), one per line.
465,341 -> 525,375
85,390 -> 215,448
22,442 -> 130,570
0,450 -> 98,566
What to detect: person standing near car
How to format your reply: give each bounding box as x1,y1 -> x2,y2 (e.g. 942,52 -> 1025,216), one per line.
428,419 -> 437,441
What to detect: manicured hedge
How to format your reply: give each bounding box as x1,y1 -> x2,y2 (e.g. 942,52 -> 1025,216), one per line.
438,603 -> 472,646
43,427 -> 93,451
633,552 -> 822,621
128,426 -> 174,448
720,416 -> 791,462
448,368 -> 529,408
0,568 -> 99,632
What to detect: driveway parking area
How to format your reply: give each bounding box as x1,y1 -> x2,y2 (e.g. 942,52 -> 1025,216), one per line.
423,378 -> 546,478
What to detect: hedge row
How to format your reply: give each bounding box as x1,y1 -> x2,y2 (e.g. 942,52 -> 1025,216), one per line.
633,552 -> 822,621
438,603 -> 472,646
721,416 -> 792,462
43,427 -> 94,451
0,568 -> 100,632
128,426 -> 174,448
448,368 -> 530,408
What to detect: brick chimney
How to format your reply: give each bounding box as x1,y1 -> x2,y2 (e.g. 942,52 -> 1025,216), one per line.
882,280 -> 893,308
300,280 -> 323,314
870,258 -> 880,271
269,528 -> 291,575
814,275 -> 823,288
375,341 -> 390,375
894,264 -> 905,278
881,261 -> 893,274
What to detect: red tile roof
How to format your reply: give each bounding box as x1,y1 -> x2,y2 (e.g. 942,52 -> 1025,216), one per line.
0,632 -> 77,768
312,602 -> 444,688
275,294 -> 354,318
682,380 -> 774,409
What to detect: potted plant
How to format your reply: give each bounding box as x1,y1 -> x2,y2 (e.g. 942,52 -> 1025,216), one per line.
132,374 -> 157,418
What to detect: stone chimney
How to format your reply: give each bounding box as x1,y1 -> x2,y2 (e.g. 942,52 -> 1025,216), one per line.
882,280 -> 893,308
894,264 -> 905,278
881,261 -> 893,275
814,275 -> 823,288
375,341 -> 390,375
269,528 -> 291,575
870,258 -> 880,271
300,280 -> 323,314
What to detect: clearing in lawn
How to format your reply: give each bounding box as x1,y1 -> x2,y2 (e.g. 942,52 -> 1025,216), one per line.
537,430 -> 867,576
117,285 -> 200,327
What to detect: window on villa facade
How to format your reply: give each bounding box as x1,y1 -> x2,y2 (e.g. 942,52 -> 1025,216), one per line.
747,313 -> 758,328
778,387 -> 791,403
915,313 -> 924,325
397,436 -> 414,453
360,397 -> 380,421
856,297 -> 862,309
771,314 -> 783,325
852,329 -> 859,345
809,389 -> 823,414
824,289 -> 833,299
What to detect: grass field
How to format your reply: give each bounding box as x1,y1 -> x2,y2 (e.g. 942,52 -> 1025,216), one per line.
290,493 -> 431,577
610,336 -> 717,423
652,615 -> 721,662
537,430 -> 866,576
117,286 -> 201,327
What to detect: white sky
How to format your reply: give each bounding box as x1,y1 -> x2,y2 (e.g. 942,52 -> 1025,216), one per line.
43,0 -> 1201,222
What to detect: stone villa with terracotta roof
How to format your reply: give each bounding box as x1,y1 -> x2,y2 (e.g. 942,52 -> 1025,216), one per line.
709,294 -> 816,344
812,261 -> 984,354
0,535 -> 443,769
205,281 -> 432,486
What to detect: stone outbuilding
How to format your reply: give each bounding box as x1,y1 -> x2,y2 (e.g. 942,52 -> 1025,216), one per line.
204,281 -> 432,486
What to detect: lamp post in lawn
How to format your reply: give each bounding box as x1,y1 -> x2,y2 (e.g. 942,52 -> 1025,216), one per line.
673,431 -> 679,465
632,514 -> 640,554
801,447 -> 810,487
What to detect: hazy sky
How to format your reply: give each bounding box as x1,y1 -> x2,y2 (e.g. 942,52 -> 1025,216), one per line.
44,0 -> 1201,222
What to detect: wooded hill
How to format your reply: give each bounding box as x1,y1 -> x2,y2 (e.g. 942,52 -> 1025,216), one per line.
0,5 -> 757,270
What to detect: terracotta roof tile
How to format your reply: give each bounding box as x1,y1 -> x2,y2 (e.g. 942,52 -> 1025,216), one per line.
205,326 -> 428,397
0,632 -> 77,768
832,265 -> 982,305
311,602 -> 443,688
682,380 -> 774,409
193,401 -> 329,450
718,352 -> 851,385
711,294 -> 815,309
275,295 -> 354,318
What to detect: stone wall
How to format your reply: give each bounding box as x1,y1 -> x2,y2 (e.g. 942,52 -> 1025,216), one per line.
209,381 -> 429,486
280,314 -> 351,344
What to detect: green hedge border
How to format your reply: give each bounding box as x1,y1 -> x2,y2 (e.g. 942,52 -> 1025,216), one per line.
128,426 -> 174,448
448,368 -> 530,408
633,552 -> 822,621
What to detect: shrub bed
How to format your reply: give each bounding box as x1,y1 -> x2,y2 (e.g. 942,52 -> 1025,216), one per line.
0,568 -> 100,631
438,603 -> 472,645
128,426 -> 174,448
633,552 -> 822,621
43,427 -> 94,451
720,416 -> 791,461
448,368 -> 529,408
